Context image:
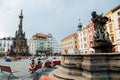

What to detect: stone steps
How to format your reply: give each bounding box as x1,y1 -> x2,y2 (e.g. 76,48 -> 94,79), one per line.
49,69 -> 85,80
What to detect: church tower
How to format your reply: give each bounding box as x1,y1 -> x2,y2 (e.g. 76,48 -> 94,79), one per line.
10,10 -> 29,56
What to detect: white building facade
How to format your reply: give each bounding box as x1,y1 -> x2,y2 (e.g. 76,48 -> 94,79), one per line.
78,25 -> 89,54
27,39 -> 35,55
0,37 -> 13,53
52,37 -> 59,54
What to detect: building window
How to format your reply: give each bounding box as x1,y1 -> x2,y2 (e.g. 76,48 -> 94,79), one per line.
75,41 -> 77,44
81,45 -> 83,48
111,37 -> 114,43
108,17 -> 111,22
109,24 -> 113,32
118,18 -> 120,29
83,31 -> 86,35
84,37 -> 86,41
8,44 -> 9,47
0,43 -> 1,47
117,11 -> 120,16
80,33 -> 82,36
4,44 -> 5,47
2,48 -> 5,51
75,45 -> 77,49
84,43 -> 87,48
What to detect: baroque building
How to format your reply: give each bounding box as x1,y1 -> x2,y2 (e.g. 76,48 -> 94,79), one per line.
86,21 -> 95,53
27,39 -> 35,55
52,37 -> 59,54
31,33 -> 59,55
0,37 -> 13,55
77,25 -> 89,54
77,21 -> 95,54
61,33 -> 79,54
10,10 -> 29,56
104,5 -> 120,52
32,33 -> 53,55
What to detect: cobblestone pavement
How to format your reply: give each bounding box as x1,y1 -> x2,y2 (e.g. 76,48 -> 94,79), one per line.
0,56 -> 60,80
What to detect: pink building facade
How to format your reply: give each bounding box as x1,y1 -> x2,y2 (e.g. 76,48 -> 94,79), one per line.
86,21 -> 95,53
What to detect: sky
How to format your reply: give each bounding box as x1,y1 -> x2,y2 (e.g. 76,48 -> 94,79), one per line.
0,0 -> 120,43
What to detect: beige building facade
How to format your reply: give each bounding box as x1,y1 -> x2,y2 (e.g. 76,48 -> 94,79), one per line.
104,5 -> 120,52
61,33 -> 79,54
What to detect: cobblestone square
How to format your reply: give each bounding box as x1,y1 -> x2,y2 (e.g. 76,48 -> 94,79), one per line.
0,57 -> 57,80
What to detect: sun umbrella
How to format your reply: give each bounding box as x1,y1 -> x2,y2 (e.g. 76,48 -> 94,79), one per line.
39,75 -> 59,80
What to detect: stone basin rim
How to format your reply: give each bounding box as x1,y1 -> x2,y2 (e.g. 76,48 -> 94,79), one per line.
61,52 -> 120,56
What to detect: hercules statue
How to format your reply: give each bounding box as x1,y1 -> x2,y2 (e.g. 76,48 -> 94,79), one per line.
91,11 -> 114,53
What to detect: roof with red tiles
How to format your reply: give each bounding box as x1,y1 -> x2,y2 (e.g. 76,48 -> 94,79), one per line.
33,33 -> 47,39
61,33 -> 78,41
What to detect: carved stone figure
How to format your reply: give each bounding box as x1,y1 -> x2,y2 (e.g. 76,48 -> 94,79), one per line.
91,11 -> 114,53
91,11 -> 110,42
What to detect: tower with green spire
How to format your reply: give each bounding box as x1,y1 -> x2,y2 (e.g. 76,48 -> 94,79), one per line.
10,10 -> 29,56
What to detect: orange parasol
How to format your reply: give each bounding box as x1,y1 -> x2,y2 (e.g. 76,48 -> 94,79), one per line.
40,75 -> 60,80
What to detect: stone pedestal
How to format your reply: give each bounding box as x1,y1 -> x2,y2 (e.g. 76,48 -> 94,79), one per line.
109,55 -> 120,80
82,53 -> 120,80
51,54 -> 84,80
50,53 -> 120,80
60,54 -> 82,76
92,41 -> 114,53
82,54 -> 109,80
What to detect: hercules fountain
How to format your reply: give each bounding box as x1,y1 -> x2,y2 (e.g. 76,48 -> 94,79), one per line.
50,11 -> 120,80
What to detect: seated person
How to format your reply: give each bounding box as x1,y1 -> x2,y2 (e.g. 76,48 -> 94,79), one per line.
52,57 -> 56,61
37,58 -> 41,64
29,59 -> 36,73
50,57 -> 56,67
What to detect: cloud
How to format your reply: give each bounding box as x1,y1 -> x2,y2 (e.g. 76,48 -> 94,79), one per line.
0,0 -> 120,43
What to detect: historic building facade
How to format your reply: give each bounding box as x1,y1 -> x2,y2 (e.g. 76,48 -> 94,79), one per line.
0,37 -> 13,55
27,39 -> 35,55
77,25 -> 89,54
61,33 -> 79,54
52,37 -> 59,54
86,21 -> 95,53
28,33 -> 59,56
111,5 -> 120,52
10,10 -> 29,56
77,21 -> 95,54
33,33 -> 51,55
32,33 -> 58,55
104,5 -> 120,52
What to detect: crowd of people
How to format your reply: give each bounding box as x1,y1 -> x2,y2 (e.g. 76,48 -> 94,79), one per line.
29,56 -> 57,74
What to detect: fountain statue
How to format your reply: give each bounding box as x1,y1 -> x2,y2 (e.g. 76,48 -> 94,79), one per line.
91,11 -> 114,53
49,11 -> 120,80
